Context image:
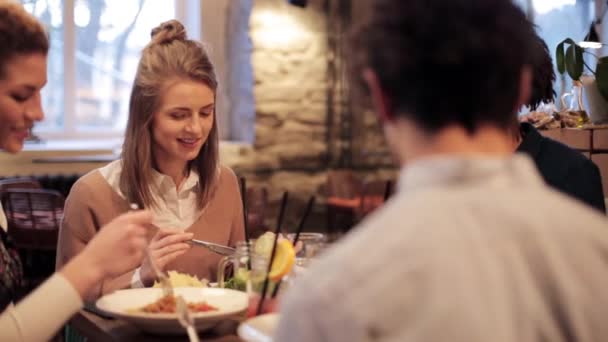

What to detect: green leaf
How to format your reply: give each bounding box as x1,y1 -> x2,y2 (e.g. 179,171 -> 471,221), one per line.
595,57 -> 608,101
555,38 -> 581,77
565,44 -> 583,80
556,41 -> 565,74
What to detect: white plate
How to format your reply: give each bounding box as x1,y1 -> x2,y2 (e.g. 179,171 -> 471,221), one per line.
237,313 -> 279,342
96,287 -> 248,334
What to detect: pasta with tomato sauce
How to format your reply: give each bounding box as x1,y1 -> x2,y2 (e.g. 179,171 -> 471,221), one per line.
133,295 -> 217,313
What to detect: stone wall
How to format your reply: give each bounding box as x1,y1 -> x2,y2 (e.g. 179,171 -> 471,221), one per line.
223,0 -> 398,233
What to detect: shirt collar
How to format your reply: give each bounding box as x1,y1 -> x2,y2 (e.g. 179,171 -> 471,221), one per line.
150,168 -> 200,193
397,153 -> 543,194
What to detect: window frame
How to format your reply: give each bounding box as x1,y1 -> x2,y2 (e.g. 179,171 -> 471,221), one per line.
33,0 -> 201,141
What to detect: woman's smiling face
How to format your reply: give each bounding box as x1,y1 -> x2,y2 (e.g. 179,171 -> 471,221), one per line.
151,78 -> 215,171
0,53 -> 46,153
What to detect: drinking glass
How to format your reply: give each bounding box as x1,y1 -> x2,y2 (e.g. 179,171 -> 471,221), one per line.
287,232 -> 327,268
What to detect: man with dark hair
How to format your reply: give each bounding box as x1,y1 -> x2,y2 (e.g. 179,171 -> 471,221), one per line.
275,0 -> 608,341
515,33 -> 605,213
528,34 -> 555,111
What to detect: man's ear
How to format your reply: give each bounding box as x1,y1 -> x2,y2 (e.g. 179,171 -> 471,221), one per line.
516,66 -> 532,110
363,68 -> 394,123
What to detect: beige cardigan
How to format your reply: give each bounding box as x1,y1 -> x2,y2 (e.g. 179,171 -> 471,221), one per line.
56,165 -> 245,298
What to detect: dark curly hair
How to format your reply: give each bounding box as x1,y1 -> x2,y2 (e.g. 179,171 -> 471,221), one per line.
528,32 -> 555,110
351,0 -> 538,134
0,1 -> 49,78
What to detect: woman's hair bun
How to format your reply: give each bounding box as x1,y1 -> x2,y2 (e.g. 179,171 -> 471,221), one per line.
150,19 -> 187,45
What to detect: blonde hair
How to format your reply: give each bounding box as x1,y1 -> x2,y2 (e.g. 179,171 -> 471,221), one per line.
120,19 -> 219,210
0,0 -> 49,78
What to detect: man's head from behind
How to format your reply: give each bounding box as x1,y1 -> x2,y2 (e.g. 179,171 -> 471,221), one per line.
352,0 -> 538,163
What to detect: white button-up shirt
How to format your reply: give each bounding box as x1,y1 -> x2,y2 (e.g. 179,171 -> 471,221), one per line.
276,154 -> 608,342
99,160 -> 203,230
99,160 -> 204,287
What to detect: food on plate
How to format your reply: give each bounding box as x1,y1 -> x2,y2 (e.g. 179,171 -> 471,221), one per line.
152,271 -> 208,288
519,110 -> 559,129
554,110 -> 588,128
130,294 -> 217,313
224,267 -> 250,291
519,109 -> 588,129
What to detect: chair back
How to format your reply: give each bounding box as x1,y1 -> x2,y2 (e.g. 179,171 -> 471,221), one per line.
0,177 -> 41,192
326,170 -> 362,199
2,189 -> 64,250
358,179 -> 393,218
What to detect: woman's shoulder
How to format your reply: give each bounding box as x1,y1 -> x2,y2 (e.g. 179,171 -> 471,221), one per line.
209,165 -> 239,200
68,164 -> 118,199
217,165 -> 239,185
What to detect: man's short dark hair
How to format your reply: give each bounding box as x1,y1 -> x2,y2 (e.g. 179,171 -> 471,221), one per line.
352,0 -> 538,134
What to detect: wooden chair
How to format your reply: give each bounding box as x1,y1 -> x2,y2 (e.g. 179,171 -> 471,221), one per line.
326,170 -> 361,199
325,170 -> 363,235
356,179 -> 394,220
0,177 -> 41,192
1,188 -> 65,291
2,189 -> 64,244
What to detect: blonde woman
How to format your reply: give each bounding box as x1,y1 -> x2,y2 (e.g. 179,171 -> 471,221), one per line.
57,20 -> 245,296
0,1 -> 151,340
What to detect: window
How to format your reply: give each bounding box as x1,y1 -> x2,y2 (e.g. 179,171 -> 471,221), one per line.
514,0 -> 596,103
21,0 -> 200,139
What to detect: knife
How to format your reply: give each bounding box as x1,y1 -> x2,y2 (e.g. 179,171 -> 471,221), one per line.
188,239 -> 235,256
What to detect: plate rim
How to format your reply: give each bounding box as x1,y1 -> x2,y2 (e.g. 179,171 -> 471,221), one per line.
237,313 -> 280,342
95,287 -> 248,320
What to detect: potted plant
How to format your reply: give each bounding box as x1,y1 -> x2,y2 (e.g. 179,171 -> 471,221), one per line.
556,38 -> 608,123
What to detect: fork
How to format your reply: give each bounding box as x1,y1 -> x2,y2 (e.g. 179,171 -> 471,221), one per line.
176,296 -> 200,342
188,239 -> 235,256
130,203 -> 173,297
149,255 -> 173,296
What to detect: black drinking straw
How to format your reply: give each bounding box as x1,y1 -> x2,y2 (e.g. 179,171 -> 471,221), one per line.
240,177 -> 250,242
271,195 -> 316,298
383,180 -> 393,201
240,177 -> 252,270
292,196 -> 316,247
256,191 -> 289,315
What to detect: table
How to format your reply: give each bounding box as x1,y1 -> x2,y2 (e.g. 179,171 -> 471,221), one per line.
69,310 -> 244,342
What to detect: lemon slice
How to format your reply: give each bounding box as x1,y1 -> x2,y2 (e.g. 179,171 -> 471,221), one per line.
254,232 -> 276,258
268,239 -> 296,281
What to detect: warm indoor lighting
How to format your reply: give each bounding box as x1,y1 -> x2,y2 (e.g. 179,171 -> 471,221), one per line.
579,41 -> 603,49
251,9 -> 311,48
579,10 -> 605,50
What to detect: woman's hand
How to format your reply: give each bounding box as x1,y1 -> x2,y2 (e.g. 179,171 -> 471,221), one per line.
139,229 -> 193,286
61,210 -> 153,299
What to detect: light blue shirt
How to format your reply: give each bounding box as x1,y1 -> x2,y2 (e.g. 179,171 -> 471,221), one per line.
276,155 -> 608,342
